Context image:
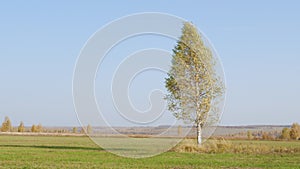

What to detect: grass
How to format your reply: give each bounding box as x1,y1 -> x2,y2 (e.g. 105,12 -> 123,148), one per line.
173,138 -> 300,154
0,135 -> 299,168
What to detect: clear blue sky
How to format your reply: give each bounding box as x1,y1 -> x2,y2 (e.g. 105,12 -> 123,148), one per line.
0,1 -> 299,126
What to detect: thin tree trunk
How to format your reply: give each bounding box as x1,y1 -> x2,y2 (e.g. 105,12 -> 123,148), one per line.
197,123 -> 202,145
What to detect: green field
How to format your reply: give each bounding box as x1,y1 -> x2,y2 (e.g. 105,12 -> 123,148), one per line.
0,135 -> 299,169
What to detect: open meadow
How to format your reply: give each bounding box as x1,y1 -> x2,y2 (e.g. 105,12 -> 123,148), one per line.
0,135 -> 299,169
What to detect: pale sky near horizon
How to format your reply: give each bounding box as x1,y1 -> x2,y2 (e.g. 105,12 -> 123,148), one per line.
0,1 -> 300,126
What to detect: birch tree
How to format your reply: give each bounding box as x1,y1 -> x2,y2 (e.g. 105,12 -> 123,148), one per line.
165,22 -> 224,145
1,116 -> 12,132
18,121 -> 25,132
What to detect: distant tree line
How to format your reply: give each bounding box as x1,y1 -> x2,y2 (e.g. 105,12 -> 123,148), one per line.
280,123 -> 300,140
244,123 -> 300,141
0,116 -> 92,134
0,116 -> 44,133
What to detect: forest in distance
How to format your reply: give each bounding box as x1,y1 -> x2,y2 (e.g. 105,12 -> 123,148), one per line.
1,116 -> 300,141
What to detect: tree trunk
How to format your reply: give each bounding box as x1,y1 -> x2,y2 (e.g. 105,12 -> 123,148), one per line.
197,123 -> 202,145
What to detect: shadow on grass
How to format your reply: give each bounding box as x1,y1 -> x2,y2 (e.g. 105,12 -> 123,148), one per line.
0,144 -> 103,151
0,144 -> 154,153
